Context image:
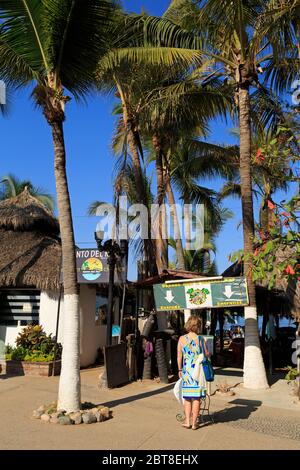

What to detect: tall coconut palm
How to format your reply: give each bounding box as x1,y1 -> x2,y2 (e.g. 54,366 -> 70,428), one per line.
89,161 -> 155,265
0,0 -> 121,412
257,0 -> 300,95
97,49 -> 230,273
167,138 -> 237,243
170,205 -> 233,274
96,19 -> 210,274
139,69 -> 233,271
220,124 -> 298,235
154,0 -> 286,389
0,173 -> 55,212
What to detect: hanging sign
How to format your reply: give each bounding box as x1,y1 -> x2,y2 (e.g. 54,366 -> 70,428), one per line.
61,249 -> 126,284
153,277 -> 249,311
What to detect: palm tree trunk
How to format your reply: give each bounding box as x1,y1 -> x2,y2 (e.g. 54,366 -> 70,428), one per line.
153,135 -> 168,272
165,171 -> 185,270
117,81 -> 157,276
239,83 -> 268,389
127,129 -> 157,276
51,120 -> 81,413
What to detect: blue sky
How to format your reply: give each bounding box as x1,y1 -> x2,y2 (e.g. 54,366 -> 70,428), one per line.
0,1 -> 293,280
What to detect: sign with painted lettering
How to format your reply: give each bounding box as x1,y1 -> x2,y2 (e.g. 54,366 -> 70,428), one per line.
76,249 -> 126,284
61,249 -> 126,284
153,277 -> 249,311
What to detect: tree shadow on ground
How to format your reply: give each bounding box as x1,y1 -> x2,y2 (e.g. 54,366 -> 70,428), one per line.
212,398 -> 262,424
100,383 -> 174,409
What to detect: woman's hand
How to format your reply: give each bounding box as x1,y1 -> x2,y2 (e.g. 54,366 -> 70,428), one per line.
178,370 -> 182,378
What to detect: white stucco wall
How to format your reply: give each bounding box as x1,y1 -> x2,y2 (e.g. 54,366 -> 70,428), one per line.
0,324 -> 24,348
79,284 -> 107,367
1,286 -> 111,368
41,286 -> 108,367
39,290 -> 65,343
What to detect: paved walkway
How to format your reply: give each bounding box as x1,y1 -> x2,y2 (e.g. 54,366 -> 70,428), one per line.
0,367 -> 300,450
213,367 -> 300,411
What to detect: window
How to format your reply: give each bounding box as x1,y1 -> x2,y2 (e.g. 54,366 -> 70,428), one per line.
95,295 -> 107,326
0,289 -> 40,326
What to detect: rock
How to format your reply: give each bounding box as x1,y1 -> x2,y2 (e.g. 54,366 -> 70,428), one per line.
82,412 -> 97,424
50,412 -> 60,419
50,417 -> 59,424
95,411 -> 105,422
41,414 -> 51,423
90,408 -> 99,414
37,405 -> 46,413
69,412 -> 82,425
58,416 -> 72,425
100,407 -> 110,419
33,410 -> 44,419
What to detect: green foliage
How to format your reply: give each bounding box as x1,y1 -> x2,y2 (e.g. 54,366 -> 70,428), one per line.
5,349 -> 55,362
0,174 -> 55,212
6,346 -> 28,361
284,366 -> 299,381
251,194 -> 300,289
5,325 -> 62,361
23,352 -> 55,362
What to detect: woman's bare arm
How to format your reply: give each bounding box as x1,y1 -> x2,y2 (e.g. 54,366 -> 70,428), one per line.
177,336 -> 183,375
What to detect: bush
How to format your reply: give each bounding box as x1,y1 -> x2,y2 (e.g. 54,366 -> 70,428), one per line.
284,366 -> 299,381
5,325 -> 62,361
23,352 -> 55,362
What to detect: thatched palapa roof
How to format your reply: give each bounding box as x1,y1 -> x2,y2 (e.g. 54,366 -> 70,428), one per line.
0,187 -> 59,235
0,230 -> 61,290
0,188 -> 61,291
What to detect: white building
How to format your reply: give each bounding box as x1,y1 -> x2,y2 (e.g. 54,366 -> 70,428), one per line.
0,188 -> 124,367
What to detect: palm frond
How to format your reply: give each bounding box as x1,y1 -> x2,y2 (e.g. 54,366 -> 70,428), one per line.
219,181 -> 242,200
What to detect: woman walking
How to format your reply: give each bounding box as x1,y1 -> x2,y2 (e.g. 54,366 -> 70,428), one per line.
177,315 -> 209,430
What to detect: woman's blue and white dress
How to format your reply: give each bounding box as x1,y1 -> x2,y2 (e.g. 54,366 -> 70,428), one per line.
182,335 -> 206,399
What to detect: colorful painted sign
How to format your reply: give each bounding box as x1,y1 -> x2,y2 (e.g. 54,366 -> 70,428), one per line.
153,277 -> 249,311
59,249 -> 126,284
75,249 -> 126,284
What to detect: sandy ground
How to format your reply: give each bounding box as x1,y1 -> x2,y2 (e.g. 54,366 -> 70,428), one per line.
0,367 -> 300,450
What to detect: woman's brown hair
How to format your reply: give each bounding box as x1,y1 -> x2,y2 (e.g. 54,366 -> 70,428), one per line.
184,315 -> 202,334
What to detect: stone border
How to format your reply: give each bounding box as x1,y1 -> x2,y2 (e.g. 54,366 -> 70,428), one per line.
32,402 -> 111,425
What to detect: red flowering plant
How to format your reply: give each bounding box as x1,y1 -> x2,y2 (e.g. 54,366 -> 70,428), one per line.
229,125 -> 300,289
250,195 -> 300,289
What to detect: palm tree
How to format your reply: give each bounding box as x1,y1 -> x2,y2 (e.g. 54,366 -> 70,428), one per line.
0,0 -> 121,412
220,125 -> 297,234
170,204 -> 233,274
97,16 -> 238,272
168,138 -> 237,241
258,0 -> 300,95
0,174 -> 55,212
89,162 -> 155,265
138,68 -> 233,271
156,0 -> 287,389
